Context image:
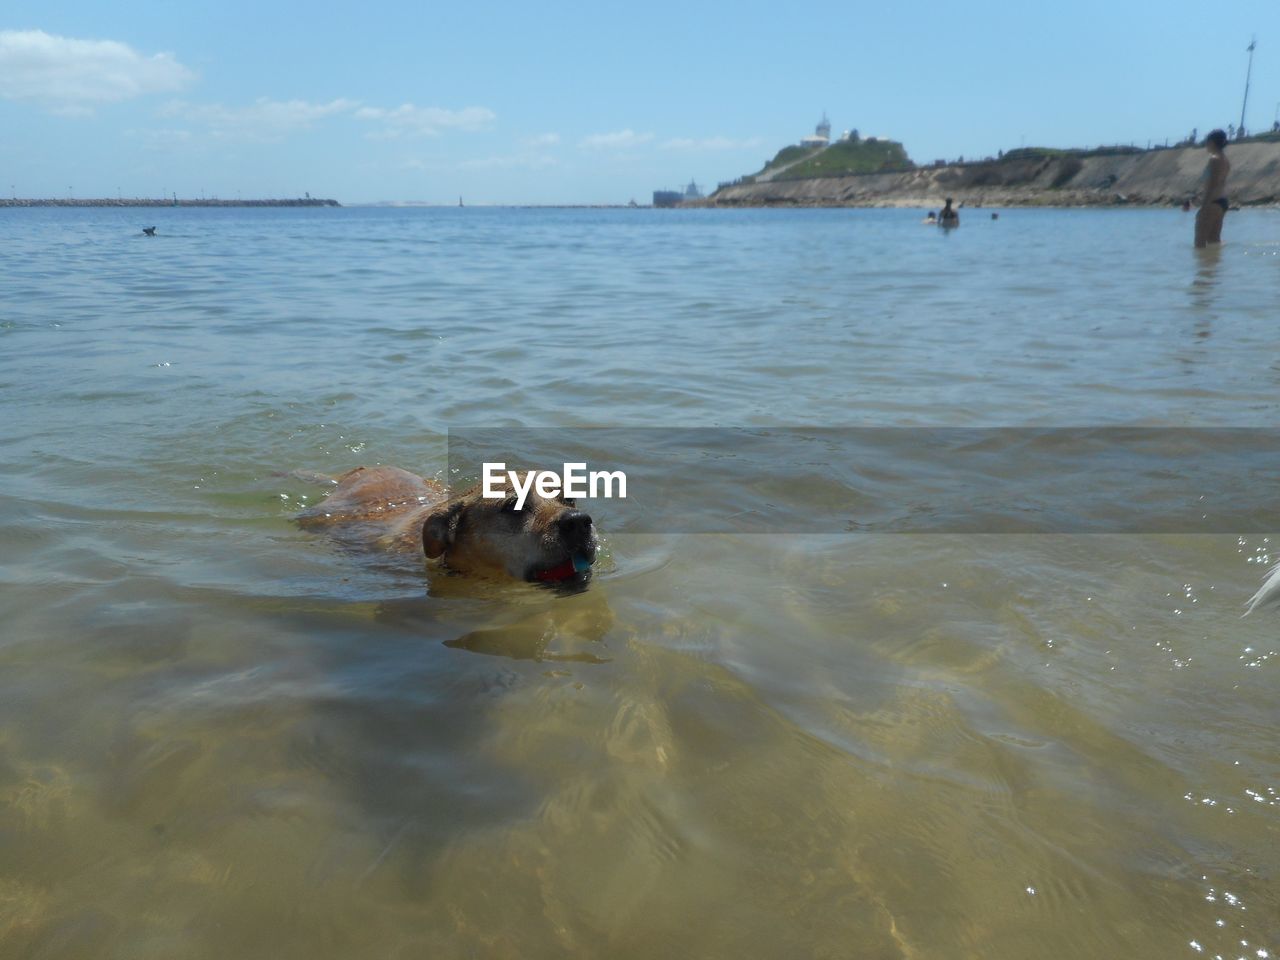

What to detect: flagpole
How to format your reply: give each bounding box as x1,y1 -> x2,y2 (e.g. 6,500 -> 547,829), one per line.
1240,36 -> 1257,137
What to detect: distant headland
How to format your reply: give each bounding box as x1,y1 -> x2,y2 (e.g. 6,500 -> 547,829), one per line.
0,197 -> 341,208
695,114 -> 1280,208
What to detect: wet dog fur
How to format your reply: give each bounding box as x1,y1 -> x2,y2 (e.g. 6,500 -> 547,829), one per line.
297,465 -> 597,583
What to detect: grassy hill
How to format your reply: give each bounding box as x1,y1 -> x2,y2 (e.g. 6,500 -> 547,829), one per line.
750,144 -> 823,179
732,138 -> 914,188
748,139 -> 913,181
778,138 -> 913,179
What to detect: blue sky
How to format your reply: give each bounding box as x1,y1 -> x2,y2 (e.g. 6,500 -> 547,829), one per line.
2,0 -> 1277,204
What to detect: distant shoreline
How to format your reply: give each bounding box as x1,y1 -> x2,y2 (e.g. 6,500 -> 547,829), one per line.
705,138 -> 1280,209
1,199 -> 659,210
351,202 -> 649,209
0,198 -> 341,208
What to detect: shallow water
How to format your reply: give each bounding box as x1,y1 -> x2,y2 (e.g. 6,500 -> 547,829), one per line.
1,205 -> 1278,958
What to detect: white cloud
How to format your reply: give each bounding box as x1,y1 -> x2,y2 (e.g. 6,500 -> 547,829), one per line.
129,127 -> 195,151
459,153 -> 557,170
0,29 -> 192,111
160,97 -> 359,140
579,129 -> 654,150
660,136 -> 763,151
354,103 -> 495,138
521,132 -> 560,147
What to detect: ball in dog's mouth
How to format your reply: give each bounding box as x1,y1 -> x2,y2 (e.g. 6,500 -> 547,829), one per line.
531,550 -> 595,583
530,510 -> 597,583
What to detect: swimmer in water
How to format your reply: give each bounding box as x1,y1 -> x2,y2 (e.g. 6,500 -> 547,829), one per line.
923,211 -> 937,224
1194,129 -> 1229,248
938,198 -> 959,227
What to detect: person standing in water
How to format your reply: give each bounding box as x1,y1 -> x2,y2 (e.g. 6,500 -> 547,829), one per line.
1194,129 -> 1230,248
938,197 -> 959,227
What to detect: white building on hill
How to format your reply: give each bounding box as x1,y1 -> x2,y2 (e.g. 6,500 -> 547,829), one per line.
800,112 -> 832,148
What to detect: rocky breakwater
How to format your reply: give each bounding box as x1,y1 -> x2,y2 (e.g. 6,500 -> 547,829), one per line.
707,139 -> 1280,208
0,198 -> 342,208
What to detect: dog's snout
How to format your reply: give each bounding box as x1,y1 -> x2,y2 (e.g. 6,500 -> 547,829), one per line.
558,510 -> 594,543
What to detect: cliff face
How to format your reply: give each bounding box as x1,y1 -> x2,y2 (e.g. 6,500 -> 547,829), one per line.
709,140 -> 1280,207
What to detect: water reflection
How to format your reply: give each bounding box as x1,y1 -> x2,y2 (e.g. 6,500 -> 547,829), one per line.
376,587 -> 615,663
1189,245 -> 1222,314
1177,247 -> 1222,370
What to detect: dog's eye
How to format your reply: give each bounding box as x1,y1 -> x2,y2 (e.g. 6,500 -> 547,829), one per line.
561,497 -> 576,508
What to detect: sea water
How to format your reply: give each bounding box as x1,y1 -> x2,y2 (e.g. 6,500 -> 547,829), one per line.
1,205 -> 1278,958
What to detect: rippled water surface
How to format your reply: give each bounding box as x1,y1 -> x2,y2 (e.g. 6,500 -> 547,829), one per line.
1,205 -> 1278,959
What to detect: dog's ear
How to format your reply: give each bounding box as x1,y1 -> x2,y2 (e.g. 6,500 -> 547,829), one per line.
422,500 -> 466,559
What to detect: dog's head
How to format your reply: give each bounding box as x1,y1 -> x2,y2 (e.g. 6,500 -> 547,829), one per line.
422,473 -> 597,583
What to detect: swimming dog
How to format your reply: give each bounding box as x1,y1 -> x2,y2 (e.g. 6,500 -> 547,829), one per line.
297,465 -> 597,583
